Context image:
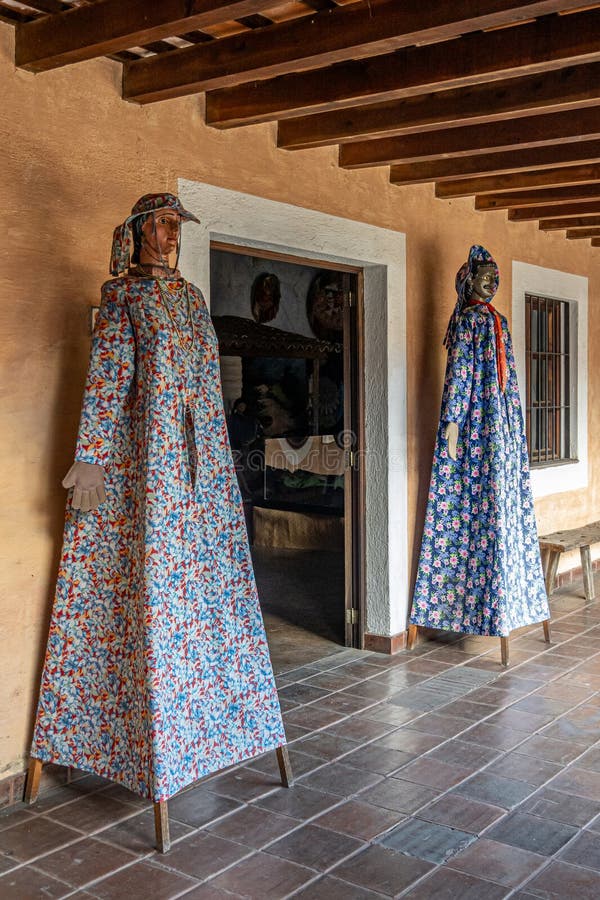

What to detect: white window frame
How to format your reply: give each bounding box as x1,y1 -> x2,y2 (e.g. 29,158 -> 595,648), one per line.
512,262 -> 588,498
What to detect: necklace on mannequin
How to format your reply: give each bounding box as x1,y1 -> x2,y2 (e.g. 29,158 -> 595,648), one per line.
156,278 -> 195,354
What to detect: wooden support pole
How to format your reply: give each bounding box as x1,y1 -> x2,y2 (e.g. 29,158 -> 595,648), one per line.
24,758 -> 43,804
407,624 -> 418,650
500,637 -> 509,668
276,745 -> 293,788
154,800 -> 171,854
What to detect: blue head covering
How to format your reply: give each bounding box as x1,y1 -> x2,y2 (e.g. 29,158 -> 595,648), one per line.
444,245 -> 500,350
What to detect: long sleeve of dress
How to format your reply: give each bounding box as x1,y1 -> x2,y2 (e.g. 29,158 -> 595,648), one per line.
441,314 -> 474,429
75,283 -> 136,467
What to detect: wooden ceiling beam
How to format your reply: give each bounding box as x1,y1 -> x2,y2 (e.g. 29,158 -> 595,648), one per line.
475,183 -> 600,210
278,62 -> 600,150
509,200 -> 600,220
435,164 -> 600,199
539,215 -> 600,230
206,8 -> 600,127
340,106 -> 600,169
566,228 -> 600,238
15,0 -> 283,72
390,140 -> 600,185
123,0 -> 588,104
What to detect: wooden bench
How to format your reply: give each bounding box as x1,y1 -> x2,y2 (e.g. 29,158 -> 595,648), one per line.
539,520 -> 600,602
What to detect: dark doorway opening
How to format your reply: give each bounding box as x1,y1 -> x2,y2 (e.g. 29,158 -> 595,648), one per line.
210,243 -> 364,670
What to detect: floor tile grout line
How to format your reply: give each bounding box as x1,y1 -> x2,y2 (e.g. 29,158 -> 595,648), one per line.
2,590 -> 599,896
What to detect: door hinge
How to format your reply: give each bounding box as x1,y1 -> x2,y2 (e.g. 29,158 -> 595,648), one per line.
346,608 -> 358,626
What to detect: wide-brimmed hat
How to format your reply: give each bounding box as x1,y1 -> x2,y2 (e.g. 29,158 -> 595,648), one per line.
110,192 -> 200,275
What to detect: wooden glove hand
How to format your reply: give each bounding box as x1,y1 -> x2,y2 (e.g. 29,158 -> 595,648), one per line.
62,461 -> 106,511
444,422 -> 459,461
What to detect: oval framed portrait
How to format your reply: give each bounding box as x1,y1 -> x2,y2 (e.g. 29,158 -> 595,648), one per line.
251,272 -> 281,324
306,271 -> 344,341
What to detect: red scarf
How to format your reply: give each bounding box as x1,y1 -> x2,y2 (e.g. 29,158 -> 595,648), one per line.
468,298 -> 508,392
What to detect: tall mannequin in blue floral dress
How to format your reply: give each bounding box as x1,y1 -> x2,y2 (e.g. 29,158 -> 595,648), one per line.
30,194 -> 286,805
409,245 -> 550,647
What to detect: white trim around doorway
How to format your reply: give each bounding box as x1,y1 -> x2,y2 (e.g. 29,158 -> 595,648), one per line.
178,179 -> 408,639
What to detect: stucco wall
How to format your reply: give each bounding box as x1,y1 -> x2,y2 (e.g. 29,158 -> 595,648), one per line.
1,21 -> 599,779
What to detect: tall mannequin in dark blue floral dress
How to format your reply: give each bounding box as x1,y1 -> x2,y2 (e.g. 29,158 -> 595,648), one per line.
409,246 -> 550,662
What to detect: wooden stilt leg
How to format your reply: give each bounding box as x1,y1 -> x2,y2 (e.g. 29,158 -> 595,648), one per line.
500,637 -> 509,668
581,545 -> 595,602
276,745 -> 293,788
407,624 -> 418,650
543,619 -> 552,643
24,758 -> 43,804
154,800 -> 171,854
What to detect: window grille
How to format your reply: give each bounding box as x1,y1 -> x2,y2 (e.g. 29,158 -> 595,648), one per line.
525,294 -> 573,467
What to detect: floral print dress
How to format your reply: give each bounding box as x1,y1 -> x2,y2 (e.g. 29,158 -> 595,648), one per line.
31,275 -> 285,801
411,253 -> 549,637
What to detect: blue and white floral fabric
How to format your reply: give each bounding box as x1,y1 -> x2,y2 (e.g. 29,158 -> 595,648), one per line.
410,246 -> 549,637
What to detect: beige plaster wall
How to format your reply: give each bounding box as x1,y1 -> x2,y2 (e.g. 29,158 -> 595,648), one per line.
1,22 -> 599,778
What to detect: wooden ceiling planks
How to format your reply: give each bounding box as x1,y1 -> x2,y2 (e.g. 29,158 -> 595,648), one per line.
339,107 -> 600,169
435,165 -> 600,199
15,0 -> 291,70
204,9 -> 600,128
3,0 -> 600,242
539,215 -> 600,230
566,227 -> 600,238
276,63 -> 600,150
390,142 -> 600,185
122,0 -> 589,104
509,200 -> 600,220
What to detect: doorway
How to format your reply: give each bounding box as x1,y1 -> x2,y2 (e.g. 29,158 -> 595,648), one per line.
210,242 -> 365,664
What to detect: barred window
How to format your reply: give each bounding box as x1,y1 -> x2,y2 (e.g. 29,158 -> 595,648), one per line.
525,294 -> 576,467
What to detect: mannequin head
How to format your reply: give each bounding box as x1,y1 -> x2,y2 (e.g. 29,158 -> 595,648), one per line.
467,264 -> 497,301
138,209 -> 182,267
110,193 -> 200,276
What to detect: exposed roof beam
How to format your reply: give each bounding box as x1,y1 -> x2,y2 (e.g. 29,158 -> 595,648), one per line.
206,8 -> 600,127
278,63 -> 600,150
435,164 -> 600,199
566,228 -> 600,238
340,106 -> 600,169
509,200 -> 600,220
475,183 -> 600,210
390,141 -> 600,186
15,0 -> 282,72
124,0 -> 588,104
539,215 -> 600,230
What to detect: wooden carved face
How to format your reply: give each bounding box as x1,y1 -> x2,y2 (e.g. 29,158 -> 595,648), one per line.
141,210 -> 181,262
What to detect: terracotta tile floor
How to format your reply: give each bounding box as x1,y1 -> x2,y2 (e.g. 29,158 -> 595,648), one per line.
4,580 -> 600,897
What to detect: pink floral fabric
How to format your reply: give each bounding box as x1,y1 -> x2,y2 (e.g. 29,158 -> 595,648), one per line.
31,275 -> 285,801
